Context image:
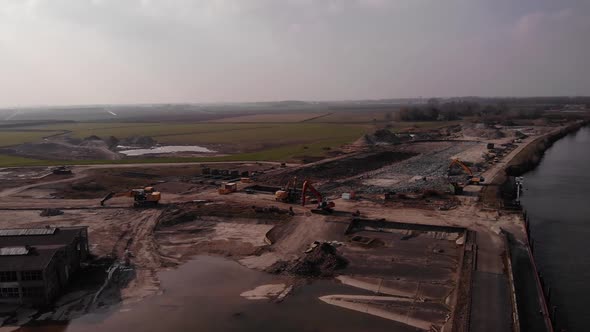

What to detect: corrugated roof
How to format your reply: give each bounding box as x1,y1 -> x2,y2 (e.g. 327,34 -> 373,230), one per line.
0,228 -> 56,237
0,227 -> 84,247
0,247 -> 61,271
0,247 -> 29,256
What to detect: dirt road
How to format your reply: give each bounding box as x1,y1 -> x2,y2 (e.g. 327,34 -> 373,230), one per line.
0,128 -> 551,332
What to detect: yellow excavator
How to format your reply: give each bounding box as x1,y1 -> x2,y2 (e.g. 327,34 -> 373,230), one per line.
448,159 -> 485,185
100,187 -> 161,207
275,176 -> 299,203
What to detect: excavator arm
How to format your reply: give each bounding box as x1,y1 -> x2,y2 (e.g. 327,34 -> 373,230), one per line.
449,159 -> 474,176
285,176 -> 297,191
449,158 -> 485,185
100,191 -> 133,206
301,180 -> 335,214
301,180 -> 323,206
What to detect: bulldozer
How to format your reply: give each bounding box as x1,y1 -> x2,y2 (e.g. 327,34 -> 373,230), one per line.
301,180 -> 335,214
52,166 -> 72,175
448,159 -> 485,185
100,187 -> 161,207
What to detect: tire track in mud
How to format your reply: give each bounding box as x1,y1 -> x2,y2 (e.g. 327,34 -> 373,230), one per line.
119,209 -> 165,302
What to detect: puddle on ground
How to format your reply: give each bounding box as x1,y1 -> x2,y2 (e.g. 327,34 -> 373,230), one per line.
118,145 -> 214,156
16,255 -> 417,332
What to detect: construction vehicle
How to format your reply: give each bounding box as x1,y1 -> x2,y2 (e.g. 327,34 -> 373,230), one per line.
449,182 -> 465,195
301,180 -> 335,214
275,176 -> 299,203
100,187 -> 161,207
219,182 -> 237,195
52,166 -> 72,175
448,159 -> 485,185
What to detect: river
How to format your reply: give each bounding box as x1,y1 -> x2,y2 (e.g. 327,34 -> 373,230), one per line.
520,126 -> 590,332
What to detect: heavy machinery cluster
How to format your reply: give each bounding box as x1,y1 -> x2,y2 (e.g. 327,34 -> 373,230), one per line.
274,177 -> 335,214
447,158 -> 485,194
100,187 -> 161,207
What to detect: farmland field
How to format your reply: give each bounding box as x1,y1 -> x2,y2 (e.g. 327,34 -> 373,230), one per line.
206,112 -> 329,123
305,110 -> 396,123
0,121 -> 371,166
21,122 -> 368,150
0,103 -> 462,167
0,131 -> 64,147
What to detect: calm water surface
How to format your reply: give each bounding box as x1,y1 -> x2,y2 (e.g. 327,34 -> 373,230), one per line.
520,126 -> 590,332
19,256 -> 413,332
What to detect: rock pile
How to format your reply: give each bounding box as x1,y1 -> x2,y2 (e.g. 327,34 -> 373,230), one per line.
267,242 -> 348,277
40,208 -> 64,217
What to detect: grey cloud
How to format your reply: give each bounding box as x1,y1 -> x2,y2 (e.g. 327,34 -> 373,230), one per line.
0,0 -> 589,106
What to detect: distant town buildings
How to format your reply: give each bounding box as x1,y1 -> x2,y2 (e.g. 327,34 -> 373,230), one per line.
0,227 -> 89,305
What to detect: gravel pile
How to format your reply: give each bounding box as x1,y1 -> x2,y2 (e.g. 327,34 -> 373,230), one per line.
40,208 -> 64,217
357,142 -> 477,193
267,242 -> 348,277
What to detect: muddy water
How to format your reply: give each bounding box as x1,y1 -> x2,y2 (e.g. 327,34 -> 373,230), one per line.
118,145 -> 214,156
20,256 -> 415,332
520,126 -> 590,332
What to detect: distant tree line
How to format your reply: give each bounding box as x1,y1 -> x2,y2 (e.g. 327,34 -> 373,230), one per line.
391,97 -> 573,123
393,99 -> 480,121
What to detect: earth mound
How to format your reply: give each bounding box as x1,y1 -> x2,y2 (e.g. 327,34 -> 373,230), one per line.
267,242 -> 348,277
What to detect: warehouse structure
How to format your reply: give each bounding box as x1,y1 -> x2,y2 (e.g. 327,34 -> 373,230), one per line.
0,227 -> 89,305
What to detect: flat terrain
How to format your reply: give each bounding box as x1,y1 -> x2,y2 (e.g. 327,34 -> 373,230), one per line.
0,118 -> 557,331
207,112 -> 329,123
0,105 -> 466,167
1,104 -> 581,331
0,121 -> 370,166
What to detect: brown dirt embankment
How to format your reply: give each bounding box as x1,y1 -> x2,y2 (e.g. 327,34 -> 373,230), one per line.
265,150 -> 417,185
505,120 -> 589,176
481,120 -> 590,207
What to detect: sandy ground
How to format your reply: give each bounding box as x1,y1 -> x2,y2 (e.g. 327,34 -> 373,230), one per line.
0,124 -> 552,331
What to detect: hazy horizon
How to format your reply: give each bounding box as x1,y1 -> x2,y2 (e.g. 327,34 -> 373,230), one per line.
1,0 -> 589,107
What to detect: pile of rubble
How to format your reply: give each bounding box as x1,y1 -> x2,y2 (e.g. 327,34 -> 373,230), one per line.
39,208 -> 64,217
267,242 -> 348,277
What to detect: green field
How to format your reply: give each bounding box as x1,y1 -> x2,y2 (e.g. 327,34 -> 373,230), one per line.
0,131 -> 64,147
0,118 -> 461,167
387,120 -> 462,131
0,122 -> 371,166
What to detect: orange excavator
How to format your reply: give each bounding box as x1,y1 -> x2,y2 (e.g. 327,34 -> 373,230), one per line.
301,180 -> 335,214
448,159 -> 485,185
100,187 -> 161,207
448,159 -> 485,195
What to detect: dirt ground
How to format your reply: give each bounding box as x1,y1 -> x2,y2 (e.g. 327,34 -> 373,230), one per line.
0,122 -> 559,331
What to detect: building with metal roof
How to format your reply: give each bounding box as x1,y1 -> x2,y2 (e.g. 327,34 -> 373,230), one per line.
0,226 -> 89,305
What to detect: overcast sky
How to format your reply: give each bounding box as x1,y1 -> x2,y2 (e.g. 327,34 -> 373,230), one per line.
1,0 -> 589,107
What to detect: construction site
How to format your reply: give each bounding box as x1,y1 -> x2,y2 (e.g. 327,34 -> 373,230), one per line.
0,117 -> 587,332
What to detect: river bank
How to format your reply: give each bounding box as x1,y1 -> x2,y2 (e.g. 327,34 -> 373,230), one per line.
480,120 -> 590,208
506,120 -> 590,176
519,126 -> 590,332
477,119 -> 589,332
